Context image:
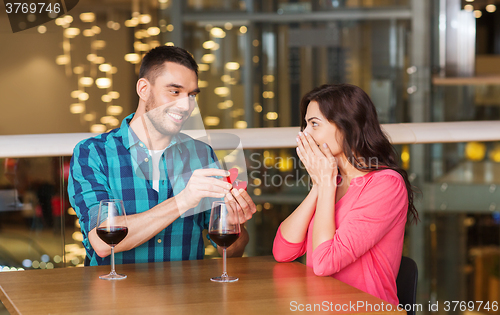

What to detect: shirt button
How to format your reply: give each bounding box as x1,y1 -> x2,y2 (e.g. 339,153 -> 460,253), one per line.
144,157 -> 149,162
139,143 -> 144,147
157,239 -> 162,244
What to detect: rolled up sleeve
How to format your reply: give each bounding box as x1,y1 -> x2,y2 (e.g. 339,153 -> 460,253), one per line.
273,225 -> 308,262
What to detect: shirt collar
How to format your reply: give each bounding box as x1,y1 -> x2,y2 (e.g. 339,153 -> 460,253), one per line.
119,113 -> 184,154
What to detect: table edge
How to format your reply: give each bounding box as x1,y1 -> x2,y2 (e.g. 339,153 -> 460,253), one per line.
0,282 -> 21,315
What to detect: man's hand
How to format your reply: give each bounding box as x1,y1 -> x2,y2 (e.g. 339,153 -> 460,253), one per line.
224,188 -> 257,224
177,169 -> 232,213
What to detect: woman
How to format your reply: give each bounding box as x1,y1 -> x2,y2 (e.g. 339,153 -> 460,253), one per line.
273,84 -> 418,306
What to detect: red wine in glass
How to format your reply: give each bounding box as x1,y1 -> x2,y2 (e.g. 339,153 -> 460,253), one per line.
208,231 -> 240,248
208,201 -> 241,282
97,227 -> 128,246
96,199 -> 128,280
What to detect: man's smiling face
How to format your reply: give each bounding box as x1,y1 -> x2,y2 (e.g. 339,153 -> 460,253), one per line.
144,61 -> 200,137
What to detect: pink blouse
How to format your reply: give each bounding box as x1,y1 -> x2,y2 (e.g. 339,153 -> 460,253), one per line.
273,169 -> 408,306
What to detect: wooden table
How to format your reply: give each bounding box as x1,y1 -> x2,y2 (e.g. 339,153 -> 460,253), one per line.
0,256 -> 404,314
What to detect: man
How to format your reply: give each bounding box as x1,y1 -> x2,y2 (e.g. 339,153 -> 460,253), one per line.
68,46 -> 256,266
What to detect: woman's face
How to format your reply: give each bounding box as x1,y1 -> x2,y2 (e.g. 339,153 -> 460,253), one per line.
303,101 -> 344,158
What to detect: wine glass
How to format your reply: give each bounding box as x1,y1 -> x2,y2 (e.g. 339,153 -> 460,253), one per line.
96,199 -> 128,280
208,200 -> 241,282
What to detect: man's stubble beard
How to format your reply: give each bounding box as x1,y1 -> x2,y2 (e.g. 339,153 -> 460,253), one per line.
144,92 -> 182,137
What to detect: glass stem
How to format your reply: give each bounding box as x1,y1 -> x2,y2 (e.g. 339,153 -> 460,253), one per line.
222,247 -> 228,278
111,246 -> 116,274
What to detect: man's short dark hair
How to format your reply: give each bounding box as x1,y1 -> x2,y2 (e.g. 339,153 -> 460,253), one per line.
139,46 -> 198,84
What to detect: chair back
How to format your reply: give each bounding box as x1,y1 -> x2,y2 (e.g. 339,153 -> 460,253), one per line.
396,256 -> 418,315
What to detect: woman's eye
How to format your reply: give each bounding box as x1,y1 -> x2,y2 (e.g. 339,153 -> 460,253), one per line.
312,122 -> 318,127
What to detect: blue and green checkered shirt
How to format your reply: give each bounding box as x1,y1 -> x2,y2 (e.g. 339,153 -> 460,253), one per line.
68,113 -> 218,266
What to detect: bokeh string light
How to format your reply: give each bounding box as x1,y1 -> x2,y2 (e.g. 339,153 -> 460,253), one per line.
53,10 -> 123,133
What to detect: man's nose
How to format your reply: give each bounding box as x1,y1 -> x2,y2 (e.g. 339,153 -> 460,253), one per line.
175,96 -> 191,112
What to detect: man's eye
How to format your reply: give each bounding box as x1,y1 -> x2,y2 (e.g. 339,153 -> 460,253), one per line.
189,94 -> 197,98
170,90 -> 179,95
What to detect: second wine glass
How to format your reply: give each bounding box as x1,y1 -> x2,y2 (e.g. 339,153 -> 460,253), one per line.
96,199 -> 128,280
208,200 -> 241,282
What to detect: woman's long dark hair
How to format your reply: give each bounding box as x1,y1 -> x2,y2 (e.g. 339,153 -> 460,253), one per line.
300,84 -> 419,224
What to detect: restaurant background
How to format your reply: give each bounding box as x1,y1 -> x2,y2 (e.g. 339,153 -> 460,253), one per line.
1,0 -> 500,314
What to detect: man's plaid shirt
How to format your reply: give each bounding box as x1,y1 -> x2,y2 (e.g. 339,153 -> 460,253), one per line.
68,113 -> 218,266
